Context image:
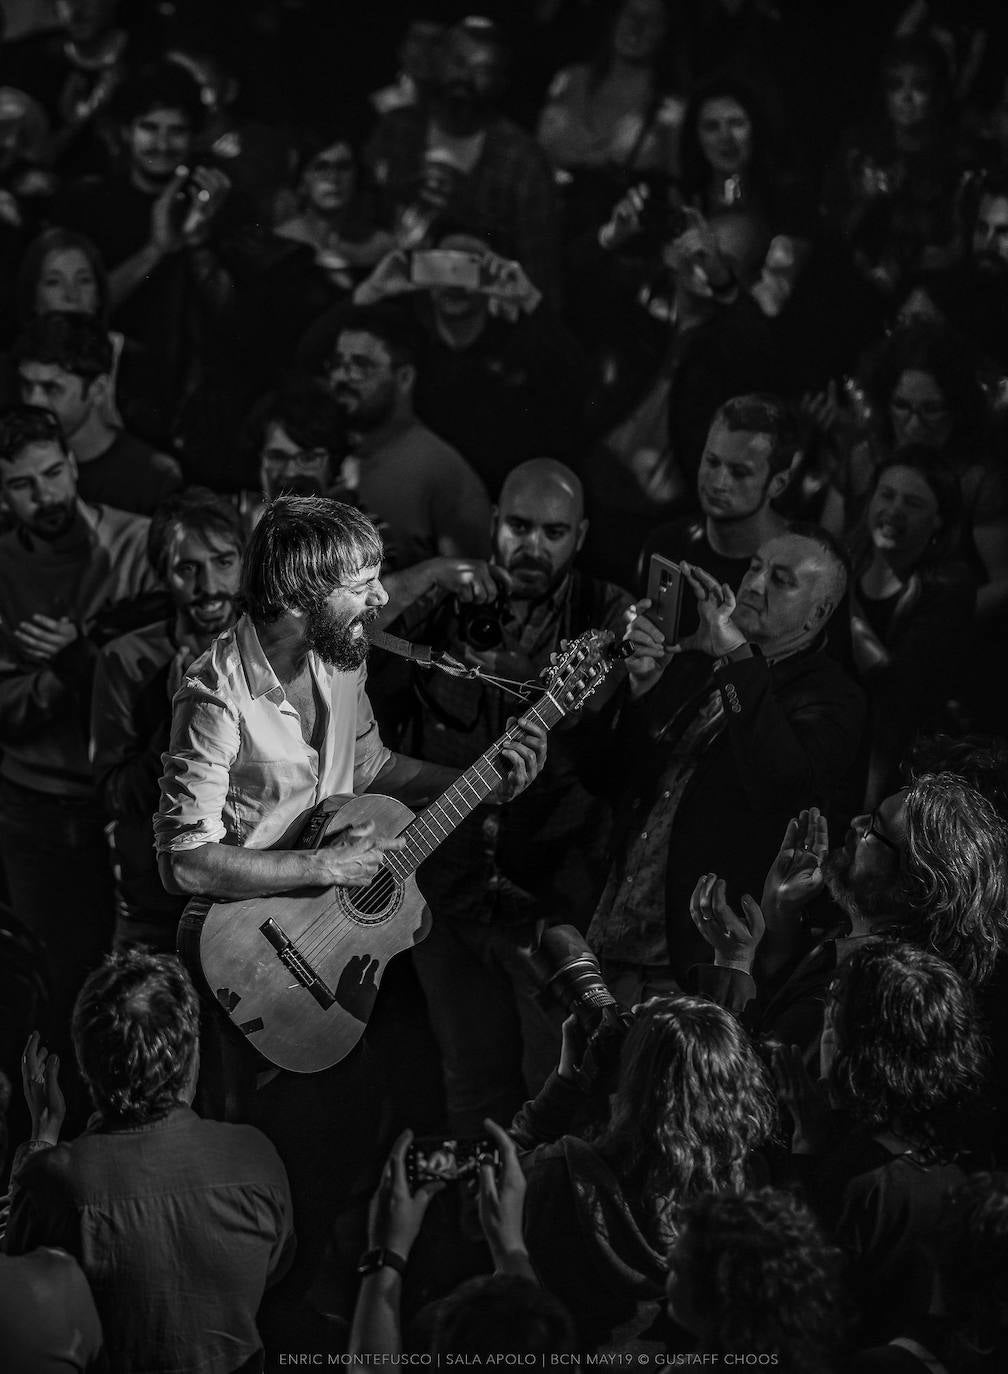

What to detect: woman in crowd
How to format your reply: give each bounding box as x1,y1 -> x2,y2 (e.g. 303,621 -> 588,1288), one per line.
824,323 -> 1008,625
510,994 -> 776,1350
537,0 -> 685,185
778,944 -> 987,1346
823,34 -> 973,277
848,447 -> 976,804
275,132 -> 393,285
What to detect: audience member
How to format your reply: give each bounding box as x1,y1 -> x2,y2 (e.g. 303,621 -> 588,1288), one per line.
325,304 -> 492,567
90,488 -> 245,952
365,17 -> 561,303
848,447 -> 976,803
777,943 -> 986,1345
6,951 -> 295,1374
589,524 -> 863,995
0,404 -> 156,1056
667,1188 -> 852,1373
640,393 -> 798,619
510,995 -> 776,1350
380,458 -> 631,1132
15,311 -> 182,514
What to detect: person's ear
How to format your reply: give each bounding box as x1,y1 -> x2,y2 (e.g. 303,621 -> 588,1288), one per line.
86,373 -> 110,409
395,362 -> 416,395
806,597 -> 835,631
767,452 -> 800,502
575,516 -> 588,553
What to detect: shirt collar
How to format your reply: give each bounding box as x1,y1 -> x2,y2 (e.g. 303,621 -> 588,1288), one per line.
237,614 -> 285,701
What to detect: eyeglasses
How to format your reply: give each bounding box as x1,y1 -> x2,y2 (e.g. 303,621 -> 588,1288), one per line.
890,396 -> 950,427
862,810 -> 901,855
261,446 -> 330,472
329,355 -> 384,381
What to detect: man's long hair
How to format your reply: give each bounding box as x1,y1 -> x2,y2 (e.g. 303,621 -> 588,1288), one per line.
240,495 -> 383,622
72,951 -> 200,1125
597,995 -> 776,1246
904,771 -> 1008,985
827,943 -> 986,1148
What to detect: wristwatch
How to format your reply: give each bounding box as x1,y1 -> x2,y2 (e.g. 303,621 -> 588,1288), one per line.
356,1246 -> 408,1277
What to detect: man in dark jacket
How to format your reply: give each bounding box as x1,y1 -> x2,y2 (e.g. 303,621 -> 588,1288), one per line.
588,523 -> 864,996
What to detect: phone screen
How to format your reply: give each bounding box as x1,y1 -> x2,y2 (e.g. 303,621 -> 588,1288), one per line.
405,1136 -> 501,1192
410,249 -> 482,290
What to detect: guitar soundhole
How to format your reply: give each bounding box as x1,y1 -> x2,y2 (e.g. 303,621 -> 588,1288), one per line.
345,868 -> 400,924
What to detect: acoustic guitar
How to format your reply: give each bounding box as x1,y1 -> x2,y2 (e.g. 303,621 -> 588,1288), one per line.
178,630 -> 618,1073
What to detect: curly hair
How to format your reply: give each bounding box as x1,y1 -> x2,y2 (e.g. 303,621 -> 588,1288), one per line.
0,404 -> 68,464
15,311 -> 114,384
937,1173 -> 1008,1369
72,950 -> 200,1124
147,486 -> 246,581
673,1189 -> 851,1374
597,995 -> 776,1246
826,943 -> 986,1145
904,733 -> 1008,827
903,771 -> 1008,985
240,494 -> 383,622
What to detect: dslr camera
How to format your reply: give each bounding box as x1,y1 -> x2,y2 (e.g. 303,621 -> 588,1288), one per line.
455,569 -> 510,652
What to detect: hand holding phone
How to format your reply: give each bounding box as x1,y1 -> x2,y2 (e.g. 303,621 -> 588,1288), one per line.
646,553 -> 685,644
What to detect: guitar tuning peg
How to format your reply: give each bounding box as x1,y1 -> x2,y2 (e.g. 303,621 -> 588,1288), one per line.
560,638 -> 569,650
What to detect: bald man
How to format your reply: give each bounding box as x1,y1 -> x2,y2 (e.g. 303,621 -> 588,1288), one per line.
371,458 -> 634,1132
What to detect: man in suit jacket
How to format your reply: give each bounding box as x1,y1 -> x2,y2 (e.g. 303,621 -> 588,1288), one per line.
588,523 -> 865,998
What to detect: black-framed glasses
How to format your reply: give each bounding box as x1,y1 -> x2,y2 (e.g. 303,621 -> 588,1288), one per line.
261,446 -> 330,472
889,395 -> 950,427
863,811 -> 901,855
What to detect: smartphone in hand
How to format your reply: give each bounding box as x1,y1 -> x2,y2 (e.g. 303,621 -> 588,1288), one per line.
646,553 -> 685,644
404,1136 -> 501,1193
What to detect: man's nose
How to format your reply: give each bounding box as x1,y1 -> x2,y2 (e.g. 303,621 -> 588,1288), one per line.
369,580 -> 389,608
746,570 -> 768,596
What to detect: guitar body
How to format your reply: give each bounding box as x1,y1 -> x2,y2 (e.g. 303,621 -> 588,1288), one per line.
178,793 -> 430,1073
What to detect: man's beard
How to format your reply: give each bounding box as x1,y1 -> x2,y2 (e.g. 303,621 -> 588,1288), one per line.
436,83 -> 491,135
821,846 -> 912,927
505,554 -> 566,602
179,595 -> 236,641
334,384 -> 395,434
28,501 -> 77,540
304,600 -> 376,670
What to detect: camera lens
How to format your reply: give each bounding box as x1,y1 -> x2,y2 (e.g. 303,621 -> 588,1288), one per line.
457,597 -> 506,651
528,925 -> 619,1032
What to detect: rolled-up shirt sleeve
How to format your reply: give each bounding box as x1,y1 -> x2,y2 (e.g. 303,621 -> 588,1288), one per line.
154,682 -> 241,853
352,669 -> 391,794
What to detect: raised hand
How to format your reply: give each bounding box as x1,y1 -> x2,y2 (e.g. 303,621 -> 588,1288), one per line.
674,563 -> 747,658
367,1129 -> 443,1260
599,182 -> 649,251
21,1030 -> 66,1146
689,874 -> 765,973
180,166 -> 230,244
761,808 -> 828,927
477,1118 -> 530,1275
354,248 -> 418,305
621,598 -> 671,697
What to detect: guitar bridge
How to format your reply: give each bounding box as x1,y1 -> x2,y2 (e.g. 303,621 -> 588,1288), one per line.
259,918 -> 336,1010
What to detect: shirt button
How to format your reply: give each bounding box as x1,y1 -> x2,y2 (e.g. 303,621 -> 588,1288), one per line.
641,831 -> 648,839
626,876 -> 634,884
662,791 -> 671,800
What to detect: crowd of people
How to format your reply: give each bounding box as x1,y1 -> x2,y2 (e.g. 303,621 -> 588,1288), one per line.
2,1 -> 1008,1370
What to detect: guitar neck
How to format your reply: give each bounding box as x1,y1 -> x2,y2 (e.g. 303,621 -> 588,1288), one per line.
392,690 -> 567,876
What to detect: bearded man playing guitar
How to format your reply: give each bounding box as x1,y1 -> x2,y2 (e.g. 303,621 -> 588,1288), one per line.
153,495 -> 547,1305
156,495 -> 545,910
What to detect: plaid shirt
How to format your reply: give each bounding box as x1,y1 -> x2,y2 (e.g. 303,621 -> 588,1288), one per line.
365,107 -> 562,306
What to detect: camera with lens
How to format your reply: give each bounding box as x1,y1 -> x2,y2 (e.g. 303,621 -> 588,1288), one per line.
520,924 -> 636,1091
455,573 -> 510,653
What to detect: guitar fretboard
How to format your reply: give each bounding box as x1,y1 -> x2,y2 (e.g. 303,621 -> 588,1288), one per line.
383,690 -> 566,878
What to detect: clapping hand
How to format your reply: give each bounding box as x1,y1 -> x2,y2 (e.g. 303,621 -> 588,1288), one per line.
14,614 -> 78,664
354,248 -> 417,305
761,809 -> 828,927
367,1129 -> 443,1262
21,1031 -> 66,1146
480,254 -> 541,315
689,874 -> 765,974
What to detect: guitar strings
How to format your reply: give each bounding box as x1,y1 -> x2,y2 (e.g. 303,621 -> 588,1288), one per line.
294,692 -> 563,966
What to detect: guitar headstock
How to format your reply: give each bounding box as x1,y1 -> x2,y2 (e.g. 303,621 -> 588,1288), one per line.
543,629 -> 617,713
